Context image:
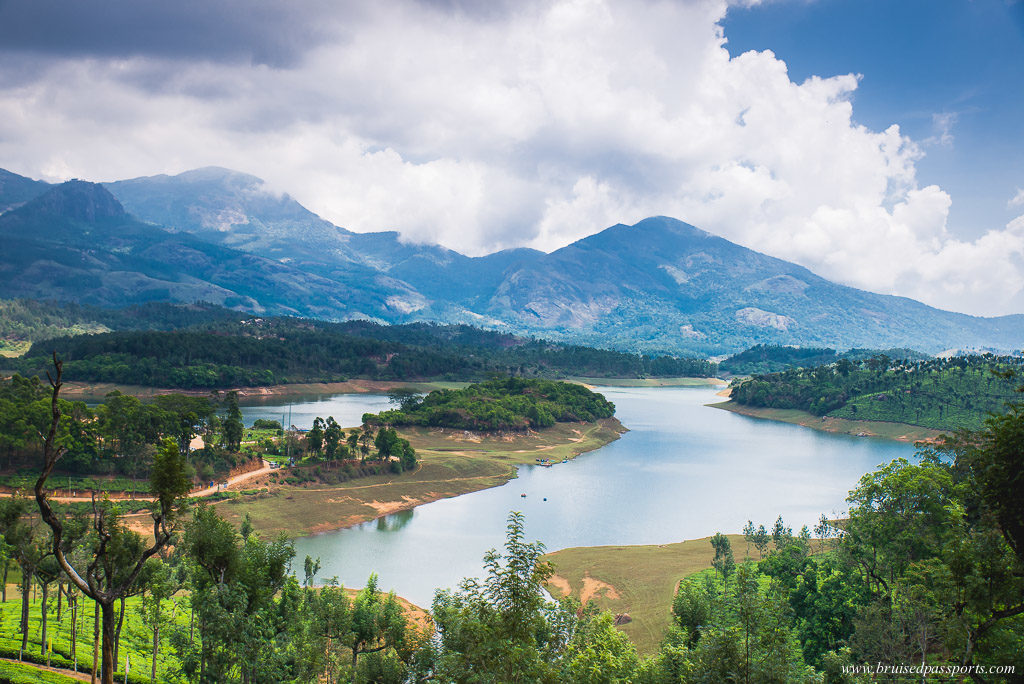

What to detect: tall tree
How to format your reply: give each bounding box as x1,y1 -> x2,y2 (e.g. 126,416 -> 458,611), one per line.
34,355 -> 192,684
220,391 -> 244,453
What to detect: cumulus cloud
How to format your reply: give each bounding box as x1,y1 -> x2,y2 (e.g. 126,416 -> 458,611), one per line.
0,0 -> 1020,315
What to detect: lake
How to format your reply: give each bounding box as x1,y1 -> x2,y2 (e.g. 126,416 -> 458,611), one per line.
244,386 -> 916,606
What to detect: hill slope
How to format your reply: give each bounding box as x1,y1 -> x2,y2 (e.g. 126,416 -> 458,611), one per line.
4,167 -> 1023,355
0,181 -> 420,319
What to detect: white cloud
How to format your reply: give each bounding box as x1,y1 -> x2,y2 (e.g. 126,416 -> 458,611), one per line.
1010,188 -> 1024,208
0,0 -> 1019,315
923,112 -> 956,147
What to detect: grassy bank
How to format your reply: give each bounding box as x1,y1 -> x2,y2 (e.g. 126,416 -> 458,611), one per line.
709,400 -> 945,442
543,534 -> 745,655
217,418 -> 627,537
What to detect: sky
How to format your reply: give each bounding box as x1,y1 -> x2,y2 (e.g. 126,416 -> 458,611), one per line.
0,0 -> 1022,317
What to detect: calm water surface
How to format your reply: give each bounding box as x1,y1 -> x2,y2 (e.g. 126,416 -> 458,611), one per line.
248,387 -> 915,606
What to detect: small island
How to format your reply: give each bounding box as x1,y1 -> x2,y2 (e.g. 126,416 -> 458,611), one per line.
362,377 -> 616,431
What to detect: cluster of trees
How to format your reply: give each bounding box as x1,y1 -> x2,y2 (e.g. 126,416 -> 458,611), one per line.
363,378 -> 616,432
7,315 -> 715,390
0,373 -> 248,486
731,353 -> 1024,430
719,344 -> 928,376
305,418 -> 417,475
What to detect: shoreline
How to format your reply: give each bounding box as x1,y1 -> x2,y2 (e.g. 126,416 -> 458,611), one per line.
57,376 -> 724,401
217,417 -> 628,538
709,399 -> 946,443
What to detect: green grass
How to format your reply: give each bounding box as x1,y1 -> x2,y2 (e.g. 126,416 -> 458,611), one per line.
0,588 -> 186,683
543,534 -> 745,656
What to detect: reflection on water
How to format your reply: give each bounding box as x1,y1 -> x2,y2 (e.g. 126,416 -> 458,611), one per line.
239,393 -> 393,430
376,509 -> 414,532
271,386 -> 916,606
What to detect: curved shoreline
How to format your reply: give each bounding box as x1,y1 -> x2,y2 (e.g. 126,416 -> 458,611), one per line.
216,417 -> 628,538
709,399 -> 945,443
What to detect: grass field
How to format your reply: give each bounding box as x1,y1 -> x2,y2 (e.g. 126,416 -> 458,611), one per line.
217,419 -> 627,537
543,534 -> 746,655
709,401 -> 945,442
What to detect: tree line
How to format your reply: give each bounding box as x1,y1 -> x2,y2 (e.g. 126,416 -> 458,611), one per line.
7,315 -> 716,390
730,353 -> 1024,431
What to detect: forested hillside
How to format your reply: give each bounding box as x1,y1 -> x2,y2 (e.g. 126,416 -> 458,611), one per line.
730,353 -> 1024,431
8,317 -> 715,388
719,343 -> 930,375
0,299 -> 243,354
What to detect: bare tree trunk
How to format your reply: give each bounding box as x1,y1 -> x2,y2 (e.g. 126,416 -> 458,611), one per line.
2,558 -> 8,602
71,592 -> 78,672
91,601 -> 100,684
151,618 -> 159,682
41,580 -> 49,665
113,596 -> 125,670
57,581 -> 63,621
19,572 -> 30,660
101,600 -> 116,684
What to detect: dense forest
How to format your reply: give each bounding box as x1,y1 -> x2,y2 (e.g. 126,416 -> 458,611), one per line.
4,313 -> 717,389
0,299 -> 242,353
0,372 -> 1021,682
719,344 -> 931,376
363,377 -> 617,431
730,353 -> 1024,431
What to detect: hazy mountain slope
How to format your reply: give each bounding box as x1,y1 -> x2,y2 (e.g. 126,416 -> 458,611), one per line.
0,168 -> 51,213
0,181 -> 420,320
106,168 -> 437,312
104,166 -> 543,316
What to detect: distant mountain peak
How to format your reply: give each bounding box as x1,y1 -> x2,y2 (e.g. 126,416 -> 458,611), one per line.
22,180 -> 127,223
173,166 -> 264,185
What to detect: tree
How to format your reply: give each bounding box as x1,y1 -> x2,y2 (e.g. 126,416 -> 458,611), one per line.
387,387 -> 423,412
34,355 -> 193,684
752,524 -> 770,560
138,558 -> 178,682
221,391 -> 244,452
710,532 -> 735,581
814,514 -> 831,552
428,511 -> 637,682
178,502 -> 297,683
742,520 -> 755,559
306,417 -> 325,455
323,417 -> 343,463
962,404 -> 1024,564
0,495 -> 49,661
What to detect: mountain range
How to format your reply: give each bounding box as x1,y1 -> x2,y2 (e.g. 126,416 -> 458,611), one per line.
2,166 -> 1022,356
